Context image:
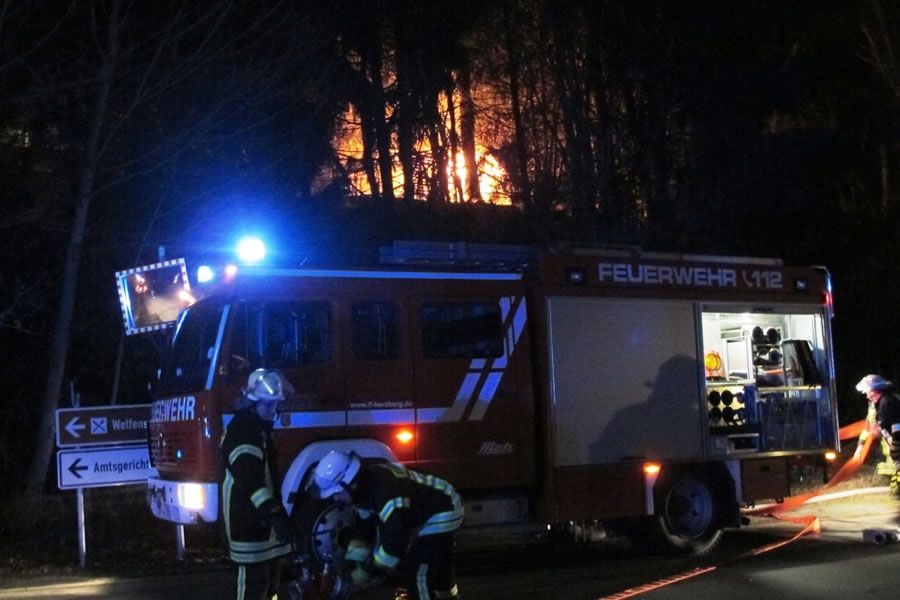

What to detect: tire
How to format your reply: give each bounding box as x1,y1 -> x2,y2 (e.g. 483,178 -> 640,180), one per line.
653,473 -> 723,556
291,495 -> 357,567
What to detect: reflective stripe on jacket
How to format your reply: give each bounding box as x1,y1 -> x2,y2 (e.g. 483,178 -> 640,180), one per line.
355,462 -> 463,572
220,410 -> 291,564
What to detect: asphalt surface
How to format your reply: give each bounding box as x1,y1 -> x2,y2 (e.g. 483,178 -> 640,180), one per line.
1,486 -> 898,599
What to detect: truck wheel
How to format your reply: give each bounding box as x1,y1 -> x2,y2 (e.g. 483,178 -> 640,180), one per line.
291,496 -> 356,567
653,473 -> 723,555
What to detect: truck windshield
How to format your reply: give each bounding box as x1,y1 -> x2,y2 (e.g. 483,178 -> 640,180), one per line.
155,301 -> 226,396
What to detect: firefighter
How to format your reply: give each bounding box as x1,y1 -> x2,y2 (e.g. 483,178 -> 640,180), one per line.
307,450 -> 464,599
854,374 -> 900,493
220,369 -> 295,600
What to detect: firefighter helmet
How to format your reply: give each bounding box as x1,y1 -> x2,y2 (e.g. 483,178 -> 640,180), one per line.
244,369 -> 287,402
310,450 -> 361,499
856,374 -> 893,394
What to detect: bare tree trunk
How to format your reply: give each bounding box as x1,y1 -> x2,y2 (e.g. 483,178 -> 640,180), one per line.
391,2 -> 417,203
26,1 -> 120,494
502,0 -> 532,211
445,86 -> 464,202
880,143 -> 890,216
360,106 -> 380,197
364,24 -> 395,202
459,66 -> 482,203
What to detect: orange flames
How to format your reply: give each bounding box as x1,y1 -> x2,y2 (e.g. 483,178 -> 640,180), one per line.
328,91 -> 511,205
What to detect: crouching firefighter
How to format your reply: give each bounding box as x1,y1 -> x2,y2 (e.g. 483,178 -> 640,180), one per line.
308,451 -> 464,599
221,369 -> 296,600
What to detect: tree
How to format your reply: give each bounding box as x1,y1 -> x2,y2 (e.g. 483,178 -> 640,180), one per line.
20,0 -> 323,493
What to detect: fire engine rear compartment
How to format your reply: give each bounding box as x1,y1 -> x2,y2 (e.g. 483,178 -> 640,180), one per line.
543,294 -> 835,520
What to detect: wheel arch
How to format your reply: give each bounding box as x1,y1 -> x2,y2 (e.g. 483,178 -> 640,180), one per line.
280,438 -> 399,515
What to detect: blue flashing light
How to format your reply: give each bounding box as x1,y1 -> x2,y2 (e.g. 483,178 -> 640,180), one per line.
236,236 -> 266,265
196,265 -> 215,284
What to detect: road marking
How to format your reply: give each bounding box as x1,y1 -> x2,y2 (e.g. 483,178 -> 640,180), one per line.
0,578 -> 116,597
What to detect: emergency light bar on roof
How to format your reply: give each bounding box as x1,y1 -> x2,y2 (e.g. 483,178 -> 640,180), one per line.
379,240 -> 536,270
554,241 -> 784,266
246,267 -> 523,281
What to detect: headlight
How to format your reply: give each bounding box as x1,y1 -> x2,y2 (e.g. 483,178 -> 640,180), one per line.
178,483 -> 206,510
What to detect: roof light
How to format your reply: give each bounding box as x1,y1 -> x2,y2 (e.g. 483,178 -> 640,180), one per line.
236,236 -> 266,265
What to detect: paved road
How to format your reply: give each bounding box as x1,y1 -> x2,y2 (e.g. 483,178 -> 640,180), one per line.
2,488 -> 898,599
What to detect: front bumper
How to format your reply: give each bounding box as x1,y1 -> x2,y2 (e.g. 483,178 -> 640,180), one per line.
147,477 -> 218,524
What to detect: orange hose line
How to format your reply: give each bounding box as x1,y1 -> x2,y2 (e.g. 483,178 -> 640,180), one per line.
597,512 -> 822,600
743,433 -> 874,515
598,566 -> 719,600
839,419 -> 866,440
598,419 -> 870,600
749,515 -> 821,555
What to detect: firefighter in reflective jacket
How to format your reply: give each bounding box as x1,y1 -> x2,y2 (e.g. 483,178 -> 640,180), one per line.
220,369 -> 295,600
855,374 -> 900,493
308,450 -> 464,599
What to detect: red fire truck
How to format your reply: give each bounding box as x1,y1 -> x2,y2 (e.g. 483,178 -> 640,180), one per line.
147,241 -> 839,558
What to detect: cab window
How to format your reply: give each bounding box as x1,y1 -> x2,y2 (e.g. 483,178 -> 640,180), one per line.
352,301 -> 399,360
420,302 -> 503,359
156,301 -> 226,395
230,301 -> 332,372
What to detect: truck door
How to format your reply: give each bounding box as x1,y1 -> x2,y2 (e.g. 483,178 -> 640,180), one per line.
412,294 -> 533,489
341,298 -> 417,462
221,299 -> 344,416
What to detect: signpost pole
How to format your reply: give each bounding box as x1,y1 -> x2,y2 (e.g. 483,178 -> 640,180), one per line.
70,382 -> 87,568
176,524 -> 185,561
77,488 -> 87,567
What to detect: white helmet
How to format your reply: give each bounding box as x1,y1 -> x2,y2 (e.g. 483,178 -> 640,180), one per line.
310,450 -> 361,499
244,369 -> 287,402
856,374 -> 892,394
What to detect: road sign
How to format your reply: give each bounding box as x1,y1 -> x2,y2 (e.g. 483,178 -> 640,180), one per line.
56,404 -> 151,448
57,445 -> 158,490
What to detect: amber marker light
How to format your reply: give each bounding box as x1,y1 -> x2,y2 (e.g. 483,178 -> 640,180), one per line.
395,429 -> 414,444
824,451 -> 837,461
643,462 -> 662,475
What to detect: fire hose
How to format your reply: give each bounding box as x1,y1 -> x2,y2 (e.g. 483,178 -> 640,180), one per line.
600,419 -> 884,600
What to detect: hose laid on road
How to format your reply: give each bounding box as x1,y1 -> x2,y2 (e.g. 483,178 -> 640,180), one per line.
600,420 -> 884,599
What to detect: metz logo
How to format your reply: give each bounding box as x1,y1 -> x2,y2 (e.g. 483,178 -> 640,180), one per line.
478,441 -> 515,455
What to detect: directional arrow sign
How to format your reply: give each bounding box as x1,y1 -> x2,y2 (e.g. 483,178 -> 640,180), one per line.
57,445 -> 158,490
65,417 -> 86,438
56,404 -> 151,448
67,457 -> 89,479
